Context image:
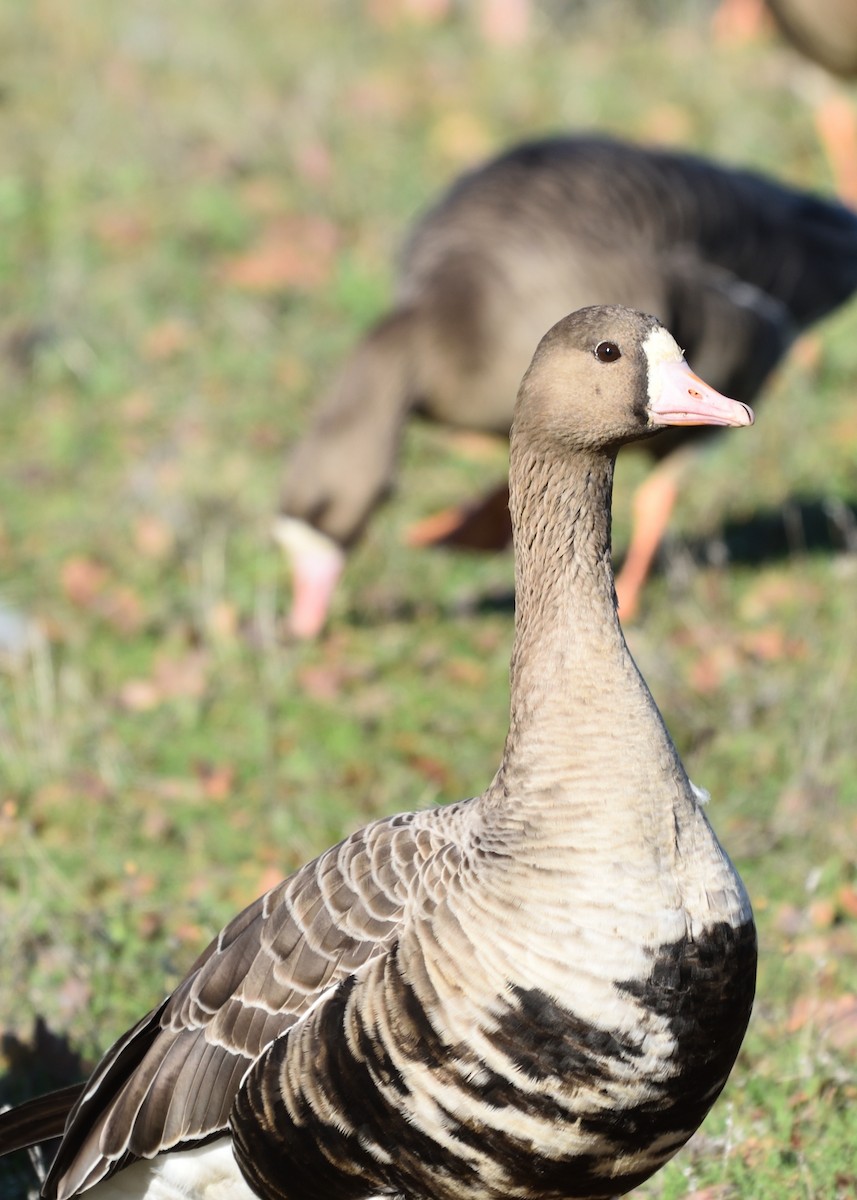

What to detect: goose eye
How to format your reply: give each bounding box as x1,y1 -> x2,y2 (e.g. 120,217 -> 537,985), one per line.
595,341 -> 621,363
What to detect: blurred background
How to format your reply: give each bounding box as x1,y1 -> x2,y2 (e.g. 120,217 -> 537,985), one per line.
0,1 -> 856,1196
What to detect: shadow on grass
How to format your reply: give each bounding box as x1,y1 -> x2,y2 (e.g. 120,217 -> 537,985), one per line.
346,494 -> 857,628
686,495 -> 857,567
0,1020 -> 89,1200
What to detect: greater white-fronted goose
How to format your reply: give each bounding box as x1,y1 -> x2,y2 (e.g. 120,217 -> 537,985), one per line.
1,307 -> 757,1200
276,134 -> 857,636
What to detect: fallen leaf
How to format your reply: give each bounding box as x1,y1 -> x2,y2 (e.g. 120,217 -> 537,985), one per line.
141,318 -> 194,361
195,761 -> 235,800
292,139 -> 334,186
689,644 -> 739,693
254,865 -> 285,896
408,754 -> 451,789
92,205 -> 151,251
101,584 -> 146,635
297,662 -> 349,702
430,110 -> 493,166
640,103 -> 694,145
61,556 -> 109,606
838,885 -> 857,920
118,678 -> 161,712
119,650 -> 209,710
120,390 -> 155,423
444,658 -> 486,686
237,176 -> 286,216
446,430 -> 508,461
205,600 -> 239,641
809,898 -> 837,930
220,215 -> 339,293
153,650 -> 209,700
478,0 -> 530,46
134,514 -> 176,560
787,994 -> 857,1050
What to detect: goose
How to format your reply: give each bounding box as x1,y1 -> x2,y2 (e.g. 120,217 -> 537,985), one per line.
276,133 -> 857,636
1,307 -> 757,1200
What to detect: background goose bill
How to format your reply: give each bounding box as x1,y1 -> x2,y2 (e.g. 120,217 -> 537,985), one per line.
273,517 -> 346,638
648,358 -> 755,428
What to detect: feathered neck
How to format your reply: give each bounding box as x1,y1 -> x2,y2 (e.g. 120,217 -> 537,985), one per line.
491,437 -> 687,808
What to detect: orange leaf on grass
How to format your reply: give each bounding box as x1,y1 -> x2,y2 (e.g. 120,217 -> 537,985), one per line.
838,885 -> 857,920
119,650 -> 210,711
92,206 -> 152,251
292,140 -> 334,186
787,994 -> 857,1050
204,600 -> 239,642
220,215 -> 339,293
195,761 -> 236,801
141,318 -> 195,362
61,556 -> 109,607
297,662 -> 350,702
134,514 -> 176,560
101,584 -> 146,635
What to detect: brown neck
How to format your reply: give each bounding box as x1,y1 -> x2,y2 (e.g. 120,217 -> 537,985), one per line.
493,440 -> 684,804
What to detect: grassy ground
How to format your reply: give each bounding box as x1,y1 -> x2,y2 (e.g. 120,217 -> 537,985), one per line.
1,1 -> 856,1196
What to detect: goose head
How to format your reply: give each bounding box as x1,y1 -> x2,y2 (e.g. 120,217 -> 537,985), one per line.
513,305 -> 754,458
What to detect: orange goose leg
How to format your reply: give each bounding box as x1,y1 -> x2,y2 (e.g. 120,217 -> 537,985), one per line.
815,91 -> 857,205
711,0 -> 769,44
614,454 -> 692,621
406,481 -> 512,551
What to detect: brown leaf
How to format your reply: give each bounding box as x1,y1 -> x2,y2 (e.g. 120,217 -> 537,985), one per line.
134,514 -> 176,560
61,556 -> 109,607
254,865 -> 285,896
478,0 -> 530,46
141,318 -> 194,361
237,176 -> 286,217
838,885 -> 857,920
119,650 -> 209,711
292,140 -> 334,186
195,761 -> 235,801
809,898 -> 837,930
408,754 -> 451,789
153,650 -> 209,700
102,584 -> 146,635
787,994 -> 857,1050
297,662 -> 352,702
689,644 -> 738,693
639,103 -> 694,145
220,215 -> 339,293
118,678 -> 161,712
444,658 -> 486,686
92,206 -> 151,251
429,111 -> 493,167
204,600 -> 239,642
740,626 -> 807,663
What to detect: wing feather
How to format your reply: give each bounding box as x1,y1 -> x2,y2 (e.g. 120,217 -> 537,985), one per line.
45,808 -> 455,1200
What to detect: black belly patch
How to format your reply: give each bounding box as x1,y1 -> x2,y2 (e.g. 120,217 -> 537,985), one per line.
232,921 -> 756,1200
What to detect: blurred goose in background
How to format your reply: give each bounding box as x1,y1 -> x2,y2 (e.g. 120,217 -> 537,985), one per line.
715,0 -> 857,200
0,307 -> 756,1200
276,134 -> 857,637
